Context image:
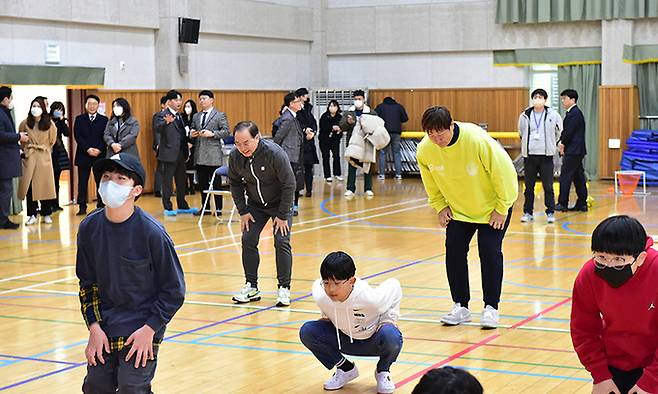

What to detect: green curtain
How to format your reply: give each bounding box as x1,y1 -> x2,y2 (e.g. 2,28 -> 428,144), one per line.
497,0 -> 658,23
494,47 -> 601,66
558,64 -> 601,179
636,62 -> 658,130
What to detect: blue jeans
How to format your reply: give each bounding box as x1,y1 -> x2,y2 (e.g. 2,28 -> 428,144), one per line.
378,133 -> 402,176
299,319 -> 403,372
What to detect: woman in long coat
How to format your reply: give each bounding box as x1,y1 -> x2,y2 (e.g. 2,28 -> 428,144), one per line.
18,97 -> 57,225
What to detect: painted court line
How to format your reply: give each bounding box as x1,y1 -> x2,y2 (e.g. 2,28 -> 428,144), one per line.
395,296 -> 573,388
0,267 -> 74,284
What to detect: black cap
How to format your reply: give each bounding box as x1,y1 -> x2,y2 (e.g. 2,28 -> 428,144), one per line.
93,153 -> 146,186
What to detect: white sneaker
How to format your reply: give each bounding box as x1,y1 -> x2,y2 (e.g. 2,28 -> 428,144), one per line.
441,303 -> 471,325
546,213 -> 555,224
378,174 -> 385,180
335,176 -> 344,181
481,305 -> 499,328
276,286 -> 290,307
43,215 -> 53,224
365,190 -> 374,198
375,371 -> 395,394
344,190 -> 355,199
520,213 -> 533,223
25,216 -> 37,225
324,365 -> 359,390
325,177 -> 333,183
231,282 -> 261,304
394,175 -> 403,180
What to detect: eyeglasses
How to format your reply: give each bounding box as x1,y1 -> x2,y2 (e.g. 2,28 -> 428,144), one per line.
592,254 -> 637,270
322,279 -> 350,287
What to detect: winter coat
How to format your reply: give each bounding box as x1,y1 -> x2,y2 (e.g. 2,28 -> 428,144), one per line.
51,118 -> 71,171
272,109 -> 304,163
18,119 -> 57,200
104,116 -> 140,159
518,106 -> 562,158
343,113 -> 390,173
374,97 -> 408,134
297,104 -> 319,166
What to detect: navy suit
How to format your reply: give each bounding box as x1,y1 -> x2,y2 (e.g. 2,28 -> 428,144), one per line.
74,113 -> 108,210
558,105 -> 588,209
0,106 -> 20,225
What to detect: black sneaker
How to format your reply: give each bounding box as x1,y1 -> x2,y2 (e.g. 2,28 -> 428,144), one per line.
76,209 -> 87,216
0,220 -> 20,229
569,205 -> 588,212
554,204 -> 569,212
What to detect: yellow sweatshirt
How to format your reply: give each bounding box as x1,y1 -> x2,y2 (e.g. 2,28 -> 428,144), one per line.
416,122 -> 518,224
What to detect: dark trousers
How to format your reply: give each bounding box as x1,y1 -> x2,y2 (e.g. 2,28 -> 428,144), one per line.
346,165 -> 372,193
320,137 -> 342,178
77,165 -> 103,210
300,320 -> 403,373
196,164 -> 222,211
304,163 -> 314,193
445,209 -> 512,309
0,178 -> 12,224
379,133 -> 402,176
523,155 -> 555,215
26,185 -> 53,217
609,366 -> 643,394
82,347 -> 158,394
45,167 -> 63,211
153,162 -> 163,195
241,206 -> 292,289
558,154 -> 588,208
160,152 -> 190,211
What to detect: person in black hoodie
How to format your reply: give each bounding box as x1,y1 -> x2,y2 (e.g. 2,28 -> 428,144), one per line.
557,89 -> 588,212
375,96 -> 408,180
295,88 -> 319,197
319,100 -> 344,182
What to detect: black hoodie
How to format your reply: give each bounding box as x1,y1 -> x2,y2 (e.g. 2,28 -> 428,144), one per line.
374,97 -> 408,134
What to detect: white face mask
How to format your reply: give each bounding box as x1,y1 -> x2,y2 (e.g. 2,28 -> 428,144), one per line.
113,106 -> 124,117
184,106 -> 192,115
532,98 -> 546,107
98,180 -> 133,208
30,106 -> 43,117
353,99 -> 364,109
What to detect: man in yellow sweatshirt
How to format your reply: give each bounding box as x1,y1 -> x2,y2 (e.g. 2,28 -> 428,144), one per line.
416,106 -> 518,328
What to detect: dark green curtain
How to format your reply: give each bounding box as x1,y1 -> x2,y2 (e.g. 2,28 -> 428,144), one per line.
497,0 -> 658,23
636,62 -> 658,129
558,64 -> 601,178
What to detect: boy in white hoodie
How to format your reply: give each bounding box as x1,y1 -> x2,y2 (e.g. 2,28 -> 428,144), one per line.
300,251 -> 403,393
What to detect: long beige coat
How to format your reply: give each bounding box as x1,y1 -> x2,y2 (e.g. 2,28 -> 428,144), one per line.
18,119 -> 57,200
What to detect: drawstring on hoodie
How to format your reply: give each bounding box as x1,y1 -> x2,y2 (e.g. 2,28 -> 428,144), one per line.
333,304 -> 354,351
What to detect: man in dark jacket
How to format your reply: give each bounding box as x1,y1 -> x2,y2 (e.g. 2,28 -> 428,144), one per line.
0,86 -> 28,229
152,95 -> 167,198
74,94 -> 108,216
375,96 -> 408,180
229,121 -> 296,308
557,89 -> 588,212
295,88 -> 319,197
153,90 -> 194,215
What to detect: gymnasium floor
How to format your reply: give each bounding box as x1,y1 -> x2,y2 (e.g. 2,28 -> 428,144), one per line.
0,177 -> 655,393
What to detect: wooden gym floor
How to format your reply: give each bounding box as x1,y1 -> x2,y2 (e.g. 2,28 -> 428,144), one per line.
0,177 -> 656,393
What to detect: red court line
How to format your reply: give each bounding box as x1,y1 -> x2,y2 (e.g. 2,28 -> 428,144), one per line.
396,296 -> 573,389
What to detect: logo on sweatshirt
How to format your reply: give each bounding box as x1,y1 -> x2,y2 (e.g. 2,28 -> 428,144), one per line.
466,162 -> 478,176
261,166 -> 265,171
428,164 -> 444,173
649,303 -> 655,310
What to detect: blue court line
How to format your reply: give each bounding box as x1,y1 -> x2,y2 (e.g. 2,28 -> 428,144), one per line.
561,222 -> 590,236
0,354 -> 79,366
165,339 -> 588,382
192,320 -> 306,343
0,363 -> 85,391
504,280 -> 572,293
319,196 -> 338,217
0,340 -> 87,369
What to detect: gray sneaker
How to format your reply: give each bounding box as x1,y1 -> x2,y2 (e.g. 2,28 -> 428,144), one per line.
520,213 -> 533,223
232,282 -> 261,304
441,303 -> 471,326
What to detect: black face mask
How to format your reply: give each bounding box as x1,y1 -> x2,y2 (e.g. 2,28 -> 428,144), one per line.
594,260 -> 636,288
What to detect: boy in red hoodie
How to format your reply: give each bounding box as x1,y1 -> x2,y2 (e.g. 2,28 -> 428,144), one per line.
571,215 -> 657,394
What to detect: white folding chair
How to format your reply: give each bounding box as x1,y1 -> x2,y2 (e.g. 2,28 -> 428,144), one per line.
198,165 -> 236,225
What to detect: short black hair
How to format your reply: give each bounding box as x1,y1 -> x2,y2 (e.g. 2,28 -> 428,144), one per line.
591,215 -> 647,257
199,90 -> 214,99
295,88 -> 309,97
233,121 -> 259,137
421,106 -> 452,132
560,89 -> 579,102
320,251 -> 356,281
165,89 -> 182,101
411,367 -> 483,394
160,95 -> 168,106
353,89 -> 365,98
0,86 -> 12,102
531,88 -> 548,99
284,92 -> 297,107
85,94 -> 100,104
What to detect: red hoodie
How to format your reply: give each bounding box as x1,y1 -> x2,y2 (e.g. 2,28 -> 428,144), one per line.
571,237 -> 658,391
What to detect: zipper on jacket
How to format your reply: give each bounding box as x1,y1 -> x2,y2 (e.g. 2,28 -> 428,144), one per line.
249,158 -> 267,206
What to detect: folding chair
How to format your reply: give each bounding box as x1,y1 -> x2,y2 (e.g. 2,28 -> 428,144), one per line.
198,165 -> 236,225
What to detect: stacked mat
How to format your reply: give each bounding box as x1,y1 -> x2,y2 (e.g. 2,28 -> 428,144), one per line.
620,130 -> 658,186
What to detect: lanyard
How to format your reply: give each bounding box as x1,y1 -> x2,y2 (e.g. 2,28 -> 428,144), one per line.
532,110 -> 544,131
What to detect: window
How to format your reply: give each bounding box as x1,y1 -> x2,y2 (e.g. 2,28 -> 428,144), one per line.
528,65 -> 559,109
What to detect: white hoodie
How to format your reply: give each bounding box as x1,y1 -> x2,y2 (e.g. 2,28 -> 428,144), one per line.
312,278 -> 402,349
